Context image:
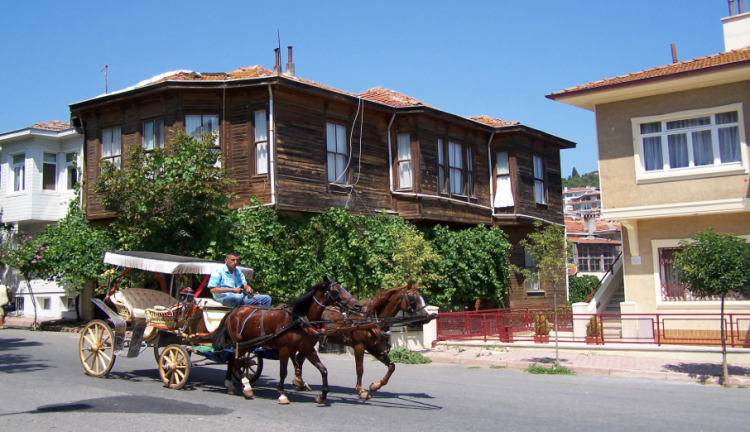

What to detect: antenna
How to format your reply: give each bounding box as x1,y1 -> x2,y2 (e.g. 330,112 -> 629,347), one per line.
277,29 -> 281,53
101,64 -> 109,94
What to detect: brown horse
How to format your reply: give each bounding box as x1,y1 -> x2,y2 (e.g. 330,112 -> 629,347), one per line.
212,276 -> 361,404
292,282 -> 430,399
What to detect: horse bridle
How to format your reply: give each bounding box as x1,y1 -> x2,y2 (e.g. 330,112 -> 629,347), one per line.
313,282 -> 361,315
398,287 -> 427,315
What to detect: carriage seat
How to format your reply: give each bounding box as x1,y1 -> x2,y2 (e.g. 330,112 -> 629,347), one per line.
111,288 -> 178,321
195,298 -> 231,332
195,298 -> 229,308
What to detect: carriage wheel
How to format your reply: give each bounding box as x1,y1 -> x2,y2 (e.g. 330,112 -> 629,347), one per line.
159,344 -> 191,389
232,350 -> 264,384
79,319 -> 116,377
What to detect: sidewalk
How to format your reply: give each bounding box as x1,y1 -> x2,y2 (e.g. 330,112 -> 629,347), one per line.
2,315 -> 84,332
424,343 -> 750,386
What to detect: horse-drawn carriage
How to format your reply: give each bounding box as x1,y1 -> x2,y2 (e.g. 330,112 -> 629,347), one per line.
79,251 -> 435,404
78,251 -> 272,389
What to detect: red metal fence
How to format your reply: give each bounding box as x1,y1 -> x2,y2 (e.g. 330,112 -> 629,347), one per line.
434,309 -> 750,348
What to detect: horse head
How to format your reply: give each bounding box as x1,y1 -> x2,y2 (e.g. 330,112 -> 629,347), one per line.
400,281 -> 428,318
321,276 -> 363,314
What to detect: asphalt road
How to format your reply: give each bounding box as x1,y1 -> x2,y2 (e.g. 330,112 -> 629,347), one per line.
0,328 -> 748,431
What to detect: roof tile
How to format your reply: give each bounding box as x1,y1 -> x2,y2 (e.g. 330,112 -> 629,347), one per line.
357,87 -> 426,107
550,47 -> 750,96
31,121 -> 71,131
467,115 -> 519,127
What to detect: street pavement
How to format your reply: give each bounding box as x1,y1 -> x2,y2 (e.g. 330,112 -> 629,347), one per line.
1,328 -> 750,431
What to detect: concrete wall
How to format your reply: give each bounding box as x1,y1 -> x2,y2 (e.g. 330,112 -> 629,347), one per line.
595,80 -> 750,211
622,212 -> 750,314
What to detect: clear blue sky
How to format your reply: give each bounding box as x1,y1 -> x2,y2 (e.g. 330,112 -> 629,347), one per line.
0,0 -> 732,177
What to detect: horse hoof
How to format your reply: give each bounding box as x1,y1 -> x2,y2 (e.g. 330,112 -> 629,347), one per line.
292,377 -> 311,391
227,389 -> 240,396
369,383 -> 381,393
315,395 -> 326,405
243,390 -> 254,398
359,391 -> 371,400
278,395 -> 290,405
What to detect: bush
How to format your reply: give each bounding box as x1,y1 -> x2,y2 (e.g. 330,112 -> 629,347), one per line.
388,347 -> 432,364
568,275 -> 599,305
525,363 -> 575,375
586,316 -> 601,337
533,314 -> 550,335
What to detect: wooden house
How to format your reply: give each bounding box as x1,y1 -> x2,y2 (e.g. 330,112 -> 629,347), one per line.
69,54 -> 575,309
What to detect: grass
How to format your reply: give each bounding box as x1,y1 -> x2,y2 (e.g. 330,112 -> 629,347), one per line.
388,347 -> 432,364
525,363 -> 575,375
490,365 -> 506,370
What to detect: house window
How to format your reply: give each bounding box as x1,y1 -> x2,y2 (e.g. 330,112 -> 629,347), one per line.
658,247 -> 747,301
62,297 -> 76,310
42,153 -> 57,191
65,153 -> 77,190
11,153 -> 25,192
254,110 -> 268,175
186,114 -> 221,167
437,139 -> 446,193
494,151 -> 514,208
326,122 -> 348,184
38,297 -> 51,310
448,142 -> 463,195
397,133 -> 412,189
577,244 -> 619,272
634,104 -> 746,182
143,118 -> 165,151
524,250 -> 540,291
101,126 -> 122,169
533,155 -> 546,204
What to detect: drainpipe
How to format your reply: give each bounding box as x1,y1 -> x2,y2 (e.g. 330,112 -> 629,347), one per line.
486,131 -> 495,210
387,114 -> 396,194
267,84 -> 277,206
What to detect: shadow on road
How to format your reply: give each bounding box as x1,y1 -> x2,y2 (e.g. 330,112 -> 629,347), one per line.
663,362 -> 750,383
0,337 -> 49,374
0,395 -> 231,417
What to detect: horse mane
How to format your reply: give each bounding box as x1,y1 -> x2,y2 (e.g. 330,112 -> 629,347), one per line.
287,280 -> 326,317
364,285 -> 406,314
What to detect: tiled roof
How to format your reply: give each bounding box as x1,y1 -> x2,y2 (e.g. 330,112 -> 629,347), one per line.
549,47 -> 750,97
565,220 -> 621,233
570,238 -> 622,245
357,87 -> 426,107
31,121 -> 71,131
467,115 -> 519,127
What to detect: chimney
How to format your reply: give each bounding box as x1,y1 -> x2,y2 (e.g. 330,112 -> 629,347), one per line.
273,48 -> 282,74
723,0 -> 750,51
670,43 -> 678,63
284,46 -> 295,77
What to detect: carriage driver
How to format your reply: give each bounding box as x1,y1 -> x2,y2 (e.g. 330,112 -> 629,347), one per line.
208,252 -> 272,308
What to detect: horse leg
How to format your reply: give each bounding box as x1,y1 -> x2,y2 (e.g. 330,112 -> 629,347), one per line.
292,352 -> 312,391
305,350 -> 329,405
224,352 -> 239,395
367,345 -> 395,393
353,344 -> 370,400
238,347 -> 254,399
277,347 -> 291,404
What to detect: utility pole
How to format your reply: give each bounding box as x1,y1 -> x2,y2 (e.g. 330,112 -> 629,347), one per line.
101,64 -> 109,94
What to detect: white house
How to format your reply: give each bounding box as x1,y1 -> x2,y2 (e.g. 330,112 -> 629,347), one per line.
0,121 -> 83,319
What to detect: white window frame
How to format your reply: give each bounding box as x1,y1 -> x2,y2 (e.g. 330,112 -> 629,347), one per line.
326,122 -> 348,184
632,103 -> 749,184
42,153 -> 57,191
437,139 -> 447,193
254,110 -> 268,175
10,152 -> 25,193
524,250 -> 540,291
396,133 -> 412,189
143,118 -> 165,151
186,114 -> 221,168
65,152 -> 77,191
494,151 -> 514,208
101,126 -> 122,170
448,141 -> 464,195
533,155 -> 546,204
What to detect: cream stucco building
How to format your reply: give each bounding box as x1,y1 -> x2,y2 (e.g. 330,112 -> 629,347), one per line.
548,10 -> 750,317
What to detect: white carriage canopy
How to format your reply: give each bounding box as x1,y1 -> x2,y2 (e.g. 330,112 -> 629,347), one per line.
104,251 -> 254,278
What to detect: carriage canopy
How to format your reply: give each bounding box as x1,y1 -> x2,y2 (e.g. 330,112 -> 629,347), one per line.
103,251 -> 253,278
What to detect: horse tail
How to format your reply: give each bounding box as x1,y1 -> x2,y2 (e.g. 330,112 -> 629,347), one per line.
212,312 -> 233,351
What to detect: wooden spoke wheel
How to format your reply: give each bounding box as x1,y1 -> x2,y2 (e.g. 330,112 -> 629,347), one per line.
79,319 -> 116,377
158,344 -> 191,389
232,350 -> 264,384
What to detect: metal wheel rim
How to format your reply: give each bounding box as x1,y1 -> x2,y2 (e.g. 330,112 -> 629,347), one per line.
158,344 -> 191,389
79,320 -> 115,377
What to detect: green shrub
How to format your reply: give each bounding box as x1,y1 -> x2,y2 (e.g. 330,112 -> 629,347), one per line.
586,316 -> 601,337
525,363 -> 575,375
388,347 -> 432,364
533,314 -> 550,335
568,275 -> 600,305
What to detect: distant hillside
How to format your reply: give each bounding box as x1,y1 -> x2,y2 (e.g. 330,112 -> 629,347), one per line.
563,170 -> 599,189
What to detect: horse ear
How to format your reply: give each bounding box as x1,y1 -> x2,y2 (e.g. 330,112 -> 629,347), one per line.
323,275 -> 331,283
412,282 -> 420,291
406,279 -> 414,288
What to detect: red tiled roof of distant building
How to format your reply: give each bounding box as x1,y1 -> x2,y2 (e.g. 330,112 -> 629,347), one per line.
549,47 -> 750,97
468,115 -> 519,127
596,221 -> 621,231
571,238 -> 622,245
565,221 -> 585,232
31,121 -> 71,131
357,87 -> 426,107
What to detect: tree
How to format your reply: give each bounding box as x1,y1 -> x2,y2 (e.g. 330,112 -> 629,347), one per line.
571,167 -> 580,178
562,171 -> 599,189
92,130 -> 235,258
512,221 -> 572,366
673,229 -> 750,385
568,274 -> 599,305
